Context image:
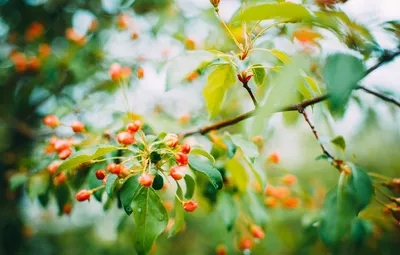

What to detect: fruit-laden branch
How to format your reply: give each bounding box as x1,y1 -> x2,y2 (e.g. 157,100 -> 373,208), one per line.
181,50 -> 400,137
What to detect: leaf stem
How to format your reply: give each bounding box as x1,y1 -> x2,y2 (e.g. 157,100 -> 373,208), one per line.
215,10 -> 243,51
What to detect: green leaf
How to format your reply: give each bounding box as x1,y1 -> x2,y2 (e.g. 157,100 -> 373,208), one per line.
168,184 -> 185,238
184,175 -> 195,199
315,154 -> 329,161
225,157 -> 249,193
349,218 -> 373,244
106,174 -> 118,196
217,192 -> 238,231
246,191 -> 268,225
189,148 -> 215,165
243,155 -> 267,192
9,173 -> 29,191
323,54 -> 365,116
53,183 -> 71,215
88,163 -> 107,202
55,145 -> 120,175
166,51 -> 215,90
331,136 -> 346,151
152,174 -> 164,190
319,173 -> 357,247
27,172 -> 50,201
120,175 -> 140,215
348,165 -> 373,211
304,76 -> 321,94
269,49 -> 291,64
132,187 -> 168,255
238,3 -> 312,22
251,64 -> 266,86
203,64 -> 236,119
230,134 -> 259,158
222,135 -> 237,159
150,151 -> 162,163
188,155 -> 223,190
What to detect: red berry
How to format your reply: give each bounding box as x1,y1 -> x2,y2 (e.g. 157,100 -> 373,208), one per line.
250,225 -> 265,239
71,120 -> 85,133
95,170 -> 106,180
170,166 -> 185,180
239,238 -> 253,250
55,139 -> 70,152
107,163 -> 121,175
179,144 -> 191,154
139,173 -> 154,187
164,133 -> 179,147
109,63 -> 122,80
43,115 -> 59,128
117,131 -> 135,145
53,172 -> 67,186
216,245 -> 227,255
183,200 -> 198,212
268,152 -> 280,164
175,152 -> 188,165
47,161 -> 61,175
62,203 -> 72,215
75,189 -> 92,202
58,148 -> 72,160
126,120 -> 141,133
137,67 -> 144,79
49,137 -> 59,146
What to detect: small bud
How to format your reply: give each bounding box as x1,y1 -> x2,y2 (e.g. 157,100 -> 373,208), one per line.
58,148 -> 72,160
117,131 -> 135,145
117,14 -> 131,29
71,120 -> 85,133
179,144 -> 191,154
43,115 -> 60,128
95,170 -> 106,180
109,63 -> 122,81
55,140 -> 70,152
237,70 -> 253,83
175,152 -> 188,166
264,197 -> 278,208
183,200 -> 198,212
340,164 -> 352,175
137,67 -> 144,79
107,163 -> 121,175
139,173 -> 154,187
127,120 -> 141,133
75,189 -> 92,202
47,161 -> 61,175
164,133 -> 179,147
210,0 -> 220,8
170,166 -> 185,180
185,38 -> 196,50
252,135 -> 263,143
250,225 -> 265,239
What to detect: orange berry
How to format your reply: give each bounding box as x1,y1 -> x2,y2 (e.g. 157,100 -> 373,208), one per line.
117,14 -> 131,29
252,135 -> 263,143
183,200 -> 198,212
62,203 -> 72,215
170,166 -> 185,180
164,133 -> 179,147
118,165 -> 131,178
107,163 -> 121,175
137,67 -> 144,79
179,114 -> 191,124
282,197 -> 300,209
216,244 -> 227,255
185,38 -> 196,50
27,56 -> 40,70
175,152 -> 188,166
10,52 -> 27,72
43,115 -> 60,128
265,184 -> 275,196
163,201 -> 173,212
271,186 -> 291,199
58,148 -> 72,160
179,144 -> 191,154
250,225 -> 265,239
186,72 -> 198,82
268,152 -> 280,164
53,172 -> 67,186
132,32 -> 139,40
121,66 -> 132,79
282,174 -> 297,185
47,161 -> 61,175
139,173 -> 154,187
109,63 -> 122,80
264,197 -> 279,208
95,170 -> 106,180
38,43 -> 51,59
71,120 -> 85,133
54,140 -> 70,152
126,120 -> 141,133
117,131 -> 135,145
89,19 -> 98,32
239,238 -> 253,251
75,189 -> 92,201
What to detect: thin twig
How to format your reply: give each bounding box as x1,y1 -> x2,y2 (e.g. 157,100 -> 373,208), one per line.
357,85 -> 400,108
299,109 -> 336,163
242,81 -> 259,108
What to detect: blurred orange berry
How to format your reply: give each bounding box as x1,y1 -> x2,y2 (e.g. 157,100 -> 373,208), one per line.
65,28 -> 86,45
264,184 -> 275,196
38,43 -> 52,59
185,38 -> 196,50
62,203 -> 72,215
25,22 -> 44,42
89,19 -> 98,32
53,172 -> 67,186
71,120 -> 85,133
132,32 -> 139,40
264,197 -> 279,208
179,114 -> 191,125
109,63 -> 122,80
216,244 -> 227,255
268,152 -> 280,164
252,136 -> 263,143
271,186 -> 291,199
186,72 -> 198,82
43,115 -> 60,128
137,67 -> 144,79
10,52 -> 27,72
27,56 -> 41,70
117,14 -> 131,29
239,237 -> 253,251
282,197 -> 300,209
121,67 -> 132,79
282,174 -> 297,185
250,225 -> 265,239
183,200 -> 198,212
163,201 -> 173,212
293,28 -> 322,45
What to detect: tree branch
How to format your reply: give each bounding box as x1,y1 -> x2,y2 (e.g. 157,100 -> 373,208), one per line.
180,50 -> 400,137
